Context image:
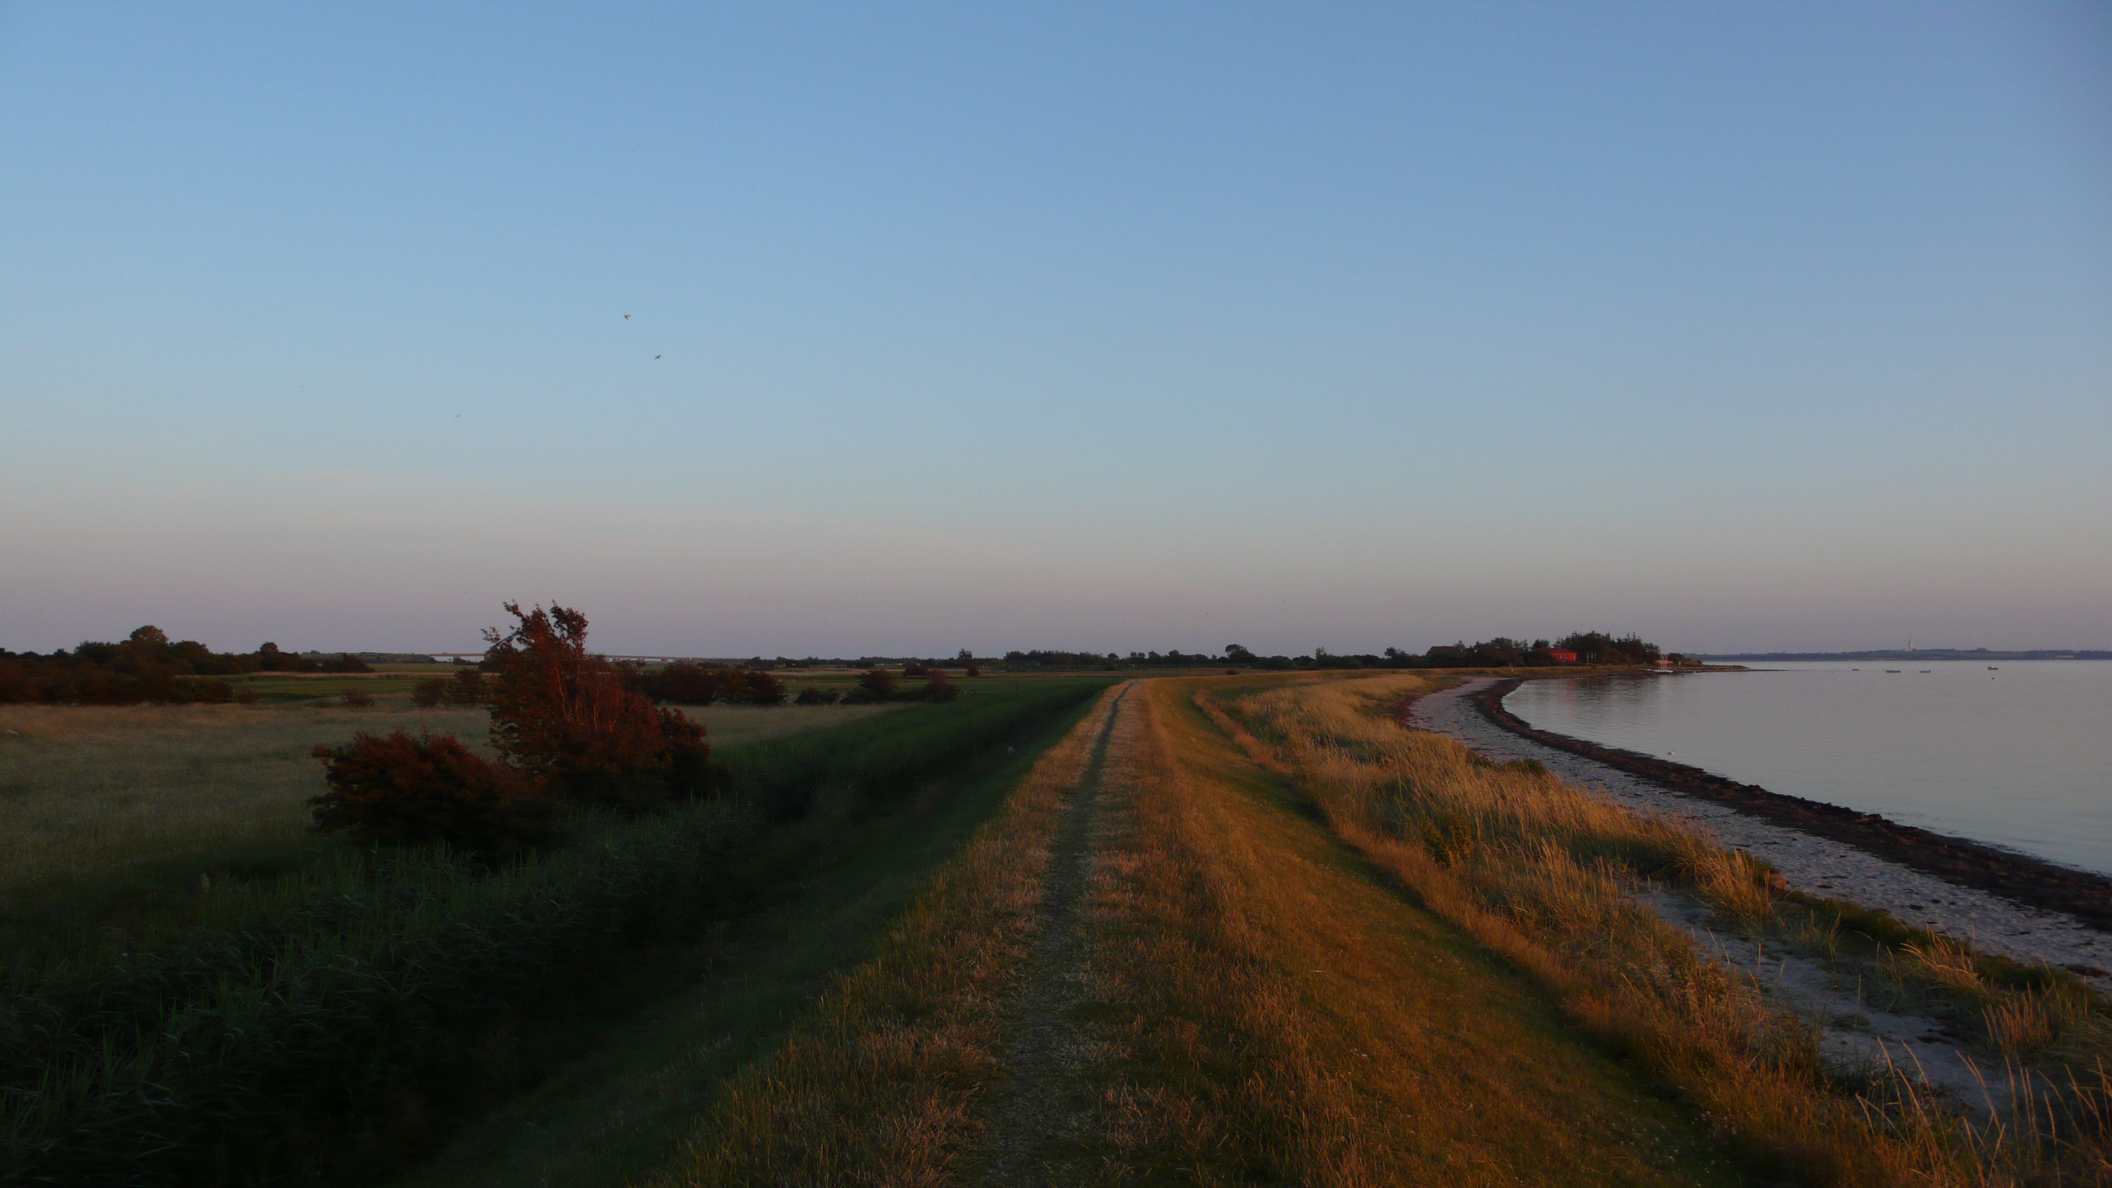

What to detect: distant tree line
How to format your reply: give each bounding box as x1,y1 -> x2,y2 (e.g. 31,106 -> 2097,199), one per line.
0,627 -> 370,705
1003,632 -> 1662,672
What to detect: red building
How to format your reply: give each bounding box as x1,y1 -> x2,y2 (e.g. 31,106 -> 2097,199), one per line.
1548,648 -> 1579,664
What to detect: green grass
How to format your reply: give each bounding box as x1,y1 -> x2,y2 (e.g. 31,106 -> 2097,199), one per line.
0,677 -> 1112,1188
384,686 -> 1110,1188
0,697 -> 895,959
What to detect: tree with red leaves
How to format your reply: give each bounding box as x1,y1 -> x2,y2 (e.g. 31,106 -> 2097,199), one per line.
480,602 -> 720,811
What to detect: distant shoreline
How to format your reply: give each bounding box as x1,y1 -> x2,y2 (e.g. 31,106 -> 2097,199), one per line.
1466,677 -> 2112,936
1694,649 -> 2111,662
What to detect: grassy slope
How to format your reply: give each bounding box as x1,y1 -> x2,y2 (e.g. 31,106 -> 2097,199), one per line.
646,684 -> 1127,1187
1080,675 -> 1744,1186
1223,672 -> 2110,1185
385,685 -> 1112,1188
634,677 -> 1748,1186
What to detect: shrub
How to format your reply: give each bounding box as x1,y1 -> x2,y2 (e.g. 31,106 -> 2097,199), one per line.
341,689 -> 375,709
309,730 -> 551,848
917,671 -> 961,702
319,654 -> 373,674
722,668 -> 787,706
412,677 -> 447,708
481,602 -> 723,812
795,686 -> 841,705
445,667 -> 487,705
632,661 -> 723,705
845,668 -> 895,703
964,664 -> 981,677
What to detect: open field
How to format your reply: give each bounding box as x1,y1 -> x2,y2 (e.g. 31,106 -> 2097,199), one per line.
7,672 -> 2106,1185
0,698 -> 900,954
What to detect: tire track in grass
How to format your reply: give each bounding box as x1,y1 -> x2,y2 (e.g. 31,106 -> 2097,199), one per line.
962,684 -> 1133,1187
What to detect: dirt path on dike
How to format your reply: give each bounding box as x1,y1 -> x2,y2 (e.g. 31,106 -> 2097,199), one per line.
960,683 -> 1136,1187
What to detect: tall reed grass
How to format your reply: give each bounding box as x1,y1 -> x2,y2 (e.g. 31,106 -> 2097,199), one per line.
1,801 -> 748,1185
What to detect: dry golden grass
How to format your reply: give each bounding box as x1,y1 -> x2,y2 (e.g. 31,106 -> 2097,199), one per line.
1080,676 -> 1743,1187
1224,673 -> 2111,1186
621,672 -> 2110,1186
646,685 -> 1125,1187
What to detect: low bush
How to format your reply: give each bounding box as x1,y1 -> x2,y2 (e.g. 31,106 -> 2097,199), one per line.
917,671 -> 961,702
339,688 -> 375,709
842,667 -> 895,704
795,686 -> 841,705
719,668 -> 787,706
310,730 -> 553,849
631,661 -> 723,705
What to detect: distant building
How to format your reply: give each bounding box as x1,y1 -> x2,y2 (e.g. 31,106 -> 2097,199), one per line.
1549,648 -> 1579,664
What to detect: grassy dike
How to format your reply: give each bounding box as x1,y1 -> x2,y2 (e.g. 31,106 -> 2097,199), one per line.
1,678 -> 1110,1188
644,678 -> 1739,1186
634,673 -> 2108,1186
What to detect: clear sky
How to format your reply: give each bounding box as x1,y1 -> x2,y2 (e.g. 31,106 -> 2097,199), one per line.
3,3 -> 2107,658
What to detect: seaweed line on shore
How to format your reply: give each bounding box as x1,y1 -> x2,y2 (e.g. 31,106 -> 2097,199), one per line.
1465,676 -> 2112,943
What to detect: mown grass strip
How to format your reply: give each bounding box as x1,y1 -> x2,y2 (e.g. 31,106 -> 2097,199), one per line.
1077,676 -> 1743,1187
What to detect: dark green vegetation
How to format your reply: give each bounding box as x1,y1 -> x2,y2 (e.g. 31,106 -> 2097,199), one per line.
0,627 -> 383,705
0,676 -> 1111,1187
387,686 -> 1110,1188
1004,630 -> 1664,671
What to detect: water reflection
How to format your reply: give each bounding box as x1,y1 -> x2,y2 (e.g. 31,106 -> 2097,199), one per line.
1502,661 -> 2112,875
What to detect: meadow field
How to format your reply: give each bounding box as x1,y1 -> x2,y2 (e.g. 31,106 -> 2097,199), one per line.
4,671 -> 2107,1186
0,691 -> 897,954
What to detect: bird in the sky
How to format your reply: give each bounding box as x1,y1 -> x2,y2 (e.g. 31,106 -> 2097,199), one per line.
655,355 -> 662,360
624,314 -> 631,320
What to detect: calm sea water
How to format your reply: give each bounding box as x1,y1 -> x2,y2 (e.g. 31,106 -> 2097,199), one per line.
1502,661 -> 2112,876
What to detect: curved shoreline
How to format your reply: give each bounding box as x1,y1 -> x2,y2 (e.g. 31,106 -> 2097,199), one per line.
1469,677 -> 2112,936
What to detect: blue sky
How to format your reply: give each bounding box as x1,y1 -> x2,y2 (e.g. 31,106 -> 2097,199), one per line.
3,3 -> 2107,656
